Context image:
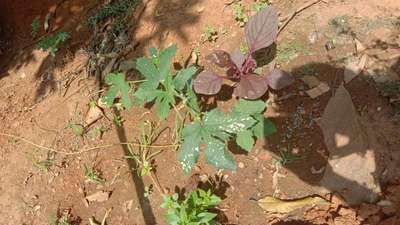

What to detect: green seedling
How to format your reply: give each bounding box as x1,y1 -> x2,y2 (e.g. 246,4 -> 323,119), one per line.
84,165 -> 106,184
144,185 -> 153,198
36,32 -> 70,57
125,121 -> 163,177
252,0 -> 269,12
329,15 -> 351,34
202,25 -> 218,43
276,41 -> 310,64
49,211 -> 73,225
88,0 -> 138,35
113,114 -> 124,127
276,148 -> 304,166
31,18 -> 40,38
26,152 -> 54,172
161,188 -> 221,225
233,3 -> 248,27
66,121 -> 84,136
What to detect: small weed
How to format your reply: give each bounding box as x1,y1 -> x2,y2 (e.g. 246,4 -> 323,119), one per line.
31,18 -> 40,38
88,0 -> 138,36
113,114 -> 124,127
161,188 -> 221,225
37,32 -> 70,57
144,185 -> 153,198
276,147 -> 304,166
84,165 -> 106,184
329,15 -> 351,34
125,121 -> 163,177
49,211 -> 73,225
295,64 -> 316,77
276,41 -> 310,64
66,121 -> 84,136
252,0 -> 269,12
202,25 -> 218,43
379,81 -> 400,97
239,42 -> 249,54
26,152 -> 54,172
233,3 -> 248,27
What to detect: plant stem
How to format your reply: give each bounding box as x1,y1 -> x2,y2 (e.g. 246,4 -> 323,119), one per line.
0,132 -> 179,156
128,79 -> 147,84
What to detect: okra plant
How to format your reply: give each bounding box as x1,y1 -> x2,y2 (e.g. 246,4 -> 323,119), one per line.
101,6 -> 281,175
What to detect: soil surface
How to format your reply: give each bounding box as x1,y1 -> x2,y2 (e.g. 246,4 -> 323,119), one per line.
0,0 -> 400,225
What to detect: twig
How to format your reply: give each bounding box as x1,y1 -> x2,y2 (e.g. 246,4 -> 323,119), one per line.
0,132 -> 179,156
277,0 -> 325,36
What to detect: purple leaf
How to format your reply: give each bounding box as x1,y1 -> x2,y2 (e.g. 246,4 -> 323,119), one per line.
233,74 -> 268,99
193,71 -> 223,95
245,6 -> 278,52
230,49 -> 246,69
205,50 -> 231,67
266,69 -> 294,90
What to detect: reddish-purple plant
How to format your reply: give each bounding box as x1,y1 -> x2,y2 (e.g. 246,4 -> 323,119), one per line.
193,6 -> 294,99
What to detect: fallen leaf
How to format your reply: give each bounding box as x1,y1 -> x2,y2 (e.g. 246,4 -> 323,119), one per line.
86,191 -> 110,202
344,54 -> 368,83
354,38 -> 366,53
85,105 -> 103,126
301,75 -> 320,88
305,82 -> 330,98
257,196 -> 329,213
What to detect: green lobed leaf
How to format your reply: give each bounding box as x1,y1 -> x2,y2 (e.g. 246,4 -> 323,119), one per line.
232,99 -> 266,115
133,81 -> 161,105
204,137 -> 237,171
155,92 -> 174,120
252,115 -> 277,138
173,66 -> 197,91
236,130 -> 255,151
204,109 -> 257,134
159,44 -> 177,80
102,73 -> 132,109
177,122 -> 203,175
135,57 -> 160,87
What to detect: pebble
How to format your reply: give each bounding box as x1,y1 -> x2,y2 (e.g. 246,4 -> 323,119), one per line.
238,162 -> 245,169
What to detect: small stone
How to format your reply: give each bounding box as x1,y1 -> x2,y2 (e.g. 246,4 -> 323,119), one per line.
199,174 -> 209,182
308,31 -> 319,44
325,41 -> 335,51
238,162 -> 245,169
377,107 -> 382,111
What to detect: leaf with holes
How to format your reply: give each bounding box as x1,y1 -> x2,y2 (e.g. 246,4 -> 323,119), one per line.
204,137 -> 237,170
102,73 -> 132,109
245,6 -> 278,52
193,71 -> 223,95
177,122 -> 203,175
